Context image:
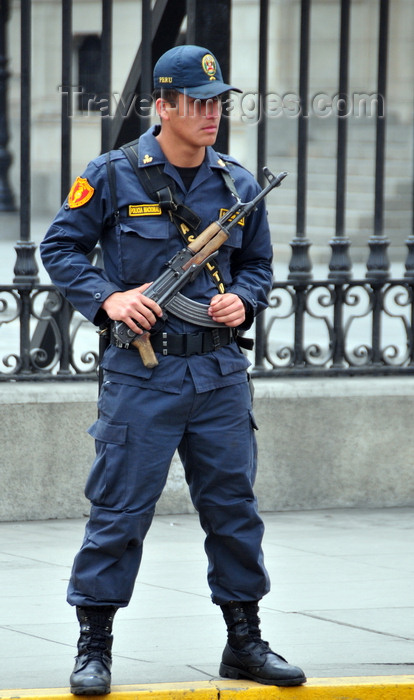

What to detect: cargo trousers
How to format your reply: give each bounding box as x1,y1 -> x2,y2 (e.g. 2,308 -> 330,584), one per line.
67,369 -> 270,608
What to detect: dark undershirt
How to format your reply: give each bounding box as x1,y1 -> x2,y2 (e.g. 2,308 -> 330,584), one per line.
175,165 -> 201,191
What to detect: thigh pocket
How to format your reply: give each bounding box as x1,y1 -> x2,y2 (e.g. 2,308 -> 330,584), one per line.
85,418 -> 129,508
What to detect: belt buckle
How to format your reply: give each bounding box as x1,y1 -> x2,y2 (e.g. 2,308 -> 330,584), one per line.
184,332 -> 203,356
162,332 -> 168,356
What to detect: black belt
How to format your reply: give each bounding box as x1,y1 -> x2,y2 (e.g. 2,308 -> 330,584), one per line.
111,326 -> 235,356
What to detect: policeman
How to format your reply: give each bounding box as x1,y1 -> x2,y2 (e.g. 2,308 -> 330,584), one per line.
40,44 -> 306,694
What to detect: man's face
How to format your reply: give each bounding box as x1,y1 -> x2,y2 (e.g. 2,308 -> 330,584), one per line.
159,92 -> 222,147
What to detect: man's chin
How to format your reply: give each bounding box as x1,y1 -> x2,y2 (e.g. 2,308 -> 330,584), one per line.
200,131 -> 218,145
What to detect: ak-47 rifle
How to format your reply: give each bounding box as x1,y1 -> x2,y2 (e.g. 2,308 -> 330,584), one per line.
112,167 -> 287,368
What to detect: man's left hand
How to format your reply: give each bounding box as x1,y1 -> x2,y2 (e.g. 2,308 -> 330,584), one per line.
208,293 -> 245,327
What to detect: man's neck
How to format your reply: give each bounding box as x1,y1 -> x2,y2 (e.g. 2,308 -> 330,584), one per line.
155,132 -> 206,168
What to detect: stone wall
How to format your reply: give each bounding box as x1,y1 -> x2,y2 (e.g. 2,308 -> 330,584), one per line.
1,377 -> 413,522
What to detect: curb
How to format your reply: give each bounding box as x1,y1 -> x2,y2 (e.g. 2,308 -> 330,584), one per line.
1,677 -> 414,700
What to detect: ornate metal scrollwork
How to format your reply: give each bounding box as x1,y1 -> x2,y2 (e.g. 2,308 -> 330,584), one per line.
2,277 -> 414,380
255,278 -> 414,376
0,288 -> 22,374
69,312 -> 99,374
0,285 -> 98,379
380,283 -> 412,366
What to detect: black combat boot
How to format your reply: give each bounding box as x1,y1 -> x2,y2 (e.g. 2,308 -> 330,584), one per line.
70,606 -> 117,695
219,601 -> 306,687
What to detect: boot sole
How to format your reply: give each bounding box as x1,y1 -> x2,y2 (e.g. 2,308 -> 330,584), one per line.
70,685 -> 110,695
219,662 -> 306,687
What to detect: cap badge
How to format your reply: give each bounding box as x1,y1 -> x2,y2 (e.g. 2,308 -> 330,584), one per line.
202,54 -> 217,81
142,154 -> 153,164
68,176 -> 94,209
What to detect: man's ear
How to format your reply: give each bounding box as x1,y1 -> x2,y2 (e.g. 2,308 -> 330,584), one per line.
156,97 -> 171,121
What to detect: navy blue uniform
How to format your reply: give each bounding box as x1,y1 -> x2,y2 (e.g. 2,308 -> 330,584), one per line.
41,125 -> 273,608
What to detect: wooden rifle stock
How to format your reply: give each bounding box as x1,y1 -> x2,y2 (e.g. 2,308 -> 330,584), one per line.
131,332 -> 158,368
186,220 -> 225,254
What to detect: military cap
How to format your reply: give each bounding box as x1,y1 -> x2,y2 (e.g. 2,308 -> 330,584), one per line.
153,44 -> 242,99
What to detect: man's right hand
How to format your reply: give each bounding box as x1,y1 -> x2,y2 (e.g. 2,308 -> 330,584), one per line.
102,283 -> 163,334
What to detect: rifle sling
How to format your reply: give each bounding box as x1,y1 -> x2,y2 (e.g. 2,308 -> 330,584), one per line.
120,140 -> 240,294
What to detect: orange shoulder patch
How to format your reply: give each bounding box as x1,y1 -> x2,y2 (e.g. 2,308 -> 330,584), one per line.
68,176 -> 95,209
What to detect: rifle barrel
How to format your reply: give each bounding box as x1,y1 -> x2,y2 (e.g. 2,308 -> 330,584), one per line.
224,170 -> 288,231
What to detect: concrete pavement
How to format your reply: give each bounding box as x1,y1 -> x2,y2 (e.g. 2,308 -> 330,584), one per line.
0,508 -> 413,698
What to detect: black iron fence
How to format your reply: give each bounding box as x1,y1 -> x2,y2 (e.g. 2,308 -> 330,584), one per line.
0,0 -> 413,380
254,277 -> 414,377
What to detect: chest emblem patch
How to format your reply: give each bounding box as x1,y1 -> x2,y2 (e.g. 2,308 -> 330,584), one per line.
129,204 -> 162,216
219,208 -> 245,226
68,177 -> 95,209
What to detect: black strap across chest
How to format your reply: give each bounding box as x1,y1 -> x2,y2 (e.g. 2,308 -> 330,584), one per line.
116,140 -> 241,294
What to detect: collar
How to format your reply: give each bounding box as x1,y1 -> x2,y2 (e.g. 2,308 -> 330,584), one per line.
137,125 -> 231,175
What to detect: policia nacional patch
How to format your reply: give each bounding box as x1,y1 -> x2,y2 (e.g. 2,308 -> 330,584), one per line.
129,204 -> 162,216
68,177 -> 95,208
